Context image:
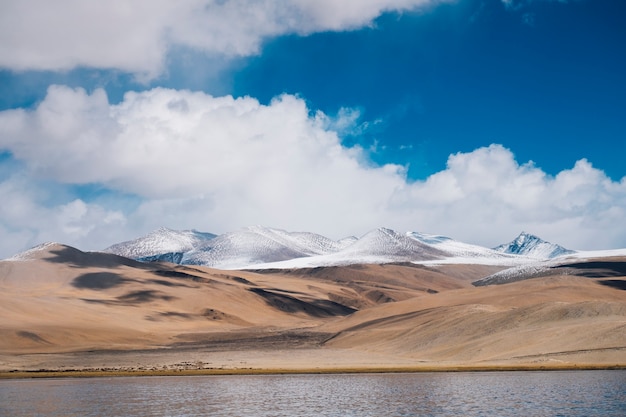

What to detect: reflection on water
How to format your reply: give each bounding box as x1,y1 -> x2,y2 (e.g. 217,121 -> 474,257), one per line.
1,371 -> 625,416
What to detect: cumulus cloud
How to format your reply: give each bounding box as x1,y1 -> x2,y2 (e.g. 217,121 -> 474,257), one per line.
0,85 -> 625,257
0,85 -> 405,198
0,0 -> 448,78
392,146 -> 626,250
0,174 -> 126,256
0,86 -> 407,252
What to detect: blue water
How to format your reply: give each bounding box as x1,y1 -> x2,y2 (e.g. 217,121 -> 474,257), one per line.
0,371 -> 624,416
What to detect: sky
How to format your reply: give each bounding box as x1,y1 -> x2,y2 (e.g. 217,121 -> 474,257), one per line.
0,0 -> 625,257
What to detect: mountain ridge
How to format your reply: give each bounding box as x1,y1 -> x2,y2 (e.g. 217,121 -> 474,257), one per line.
96,226 -> 573,269
493,231 -> 575,259
2,229 -> 625,372
103,227 -> 217,260
9,226 -> 616,270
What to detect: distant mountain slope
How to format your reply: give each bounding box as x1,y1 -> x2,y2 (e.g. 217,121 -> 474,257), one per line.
473,256 -> 626,287
2,240 -> 625,370
100,227 -> 566,269
493,232 -> 575,259
103,227 -> 216,261
239,229 -> 520,270
182,226 -> 347,268
7,242 -> 149,269
335,228 -> 446,260
407,232 -> 514,260
255,228 -> 446,269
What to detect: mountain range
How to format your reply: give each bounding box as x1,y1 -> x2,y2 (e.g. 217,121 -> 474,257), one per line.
97,226 -> 577,270
2,230 -> 625,374
493,231 -> 575,259
2,226 -> 625,374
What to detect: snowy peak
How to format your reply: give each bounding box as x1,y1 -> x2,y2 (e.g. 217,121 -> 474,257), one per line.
6,242 -> 70,261
103,227 -> 216,260
241,225 -> 347,255
406,232 -> 452,245
240,227 -> 450,269
493,232 -> 574,259
341,228 -> 445,260
407,232 -> 512,260
97,226 -> 580,269
182,226 -> 347,268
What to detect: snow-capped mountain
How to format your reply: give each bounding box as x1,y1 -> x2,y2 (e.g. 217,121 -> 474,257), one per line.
493,232 -> 574,259
246,229 -> 523,269
98,226 -> 580,269
182,226 -> 351,268
102,227 -> 216,262
247,228 -> 447,269
6,242 -> 67,261
407,231 -> 513,260
335,228 -> 446,260
241,228 -> 446,269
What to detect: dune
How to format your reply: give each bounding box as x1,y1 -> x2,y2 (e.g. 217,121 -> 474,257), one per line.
1,245 -> 625,375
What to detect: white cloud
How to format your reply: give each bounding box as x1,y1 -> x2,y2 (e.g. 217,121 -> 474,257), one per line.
1,86 -> 625,257
392,145 -> 626,250
0,86 -> 407,252
0,0 -> 448,79
0,175 -> 127,255
0,85 -> 405,198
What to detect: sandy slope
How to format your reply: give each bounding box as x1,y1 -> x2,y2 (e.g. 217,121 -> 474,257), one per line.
321,275 -> 626,365
0,245 -> 624,372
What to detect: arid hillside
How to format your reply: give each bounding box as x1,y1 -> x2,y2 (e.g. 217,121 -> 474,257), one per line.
1,244 -> 624,372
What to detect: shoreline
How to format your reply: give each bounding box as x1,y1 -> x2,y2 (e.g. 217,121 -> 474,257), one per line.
2,364 -> 625,379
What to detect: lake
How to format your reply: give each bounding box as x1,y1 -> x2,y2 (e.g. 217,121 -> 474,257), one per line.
1,371 -> 624,416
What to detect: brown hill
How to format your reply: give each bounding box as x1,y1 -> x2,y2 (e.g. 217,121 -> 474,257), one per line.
1,245 -> 624,373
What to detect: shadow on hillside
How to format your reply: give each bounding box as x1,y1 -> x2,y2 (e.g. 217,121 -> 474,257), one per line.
249,288 -> 356,318
43,246 -> 208,288
82,290 -> 177,306
44,246 -> 151,269
72,272 -> 130,290
16,331 -> 51,345
117,290 -> 176,303
153,269 -> 209,282
598,280 -> 626,291
553,261 -> 626,278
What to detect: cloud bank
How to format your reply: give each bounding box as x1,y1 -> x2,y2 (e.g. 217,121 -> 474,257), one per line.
1,86 -> 625,257
0,0 -> 448,79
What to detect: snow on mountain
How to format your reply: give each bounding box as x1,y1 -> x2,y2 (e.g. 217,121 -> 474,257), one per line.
407,231 -> 515,260
95,226 -> 588,270
336,235 -> 359,249
99,226 -> 552,270
473,233 -> 606,287
472,247 -> 626,287
493,232 -> 575,259
4,242 -> 148,270
102,227 -> 216,260
472,262 -> 558,286
257,230 -> 527,270
566,248 -> 626,259
241,228 -> 443,269
338,228 -> 446,260
8,226 -> 623,272
5,242 -> 65,261
182,226 -> 347,269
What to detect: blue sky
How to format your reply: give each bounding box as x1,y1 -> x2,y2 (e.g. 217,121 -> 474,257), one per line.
235,0 -> 626,180
0,0 -> 625,257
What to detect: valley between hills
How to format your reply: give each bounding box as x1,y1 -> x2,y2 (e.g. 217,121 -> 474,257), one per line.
1,239 -> 625,376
